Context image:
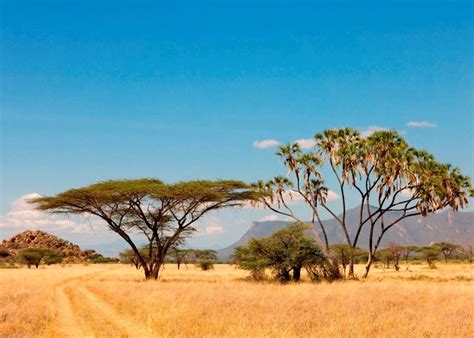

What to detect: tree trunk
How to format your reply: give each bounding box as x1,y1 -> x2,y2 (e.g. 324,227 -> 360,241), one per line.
363,252 -> 374,278
292,266 -> 301,282
278,269 -> 291,283
143,264 -> 152,280
347,256 -> 355,279
151,261 -> 162,280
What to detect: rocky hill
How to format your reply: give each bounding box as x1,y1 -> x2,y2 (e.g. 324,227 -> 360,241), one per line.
217,207 -> 473,261
0,230 -> 101,262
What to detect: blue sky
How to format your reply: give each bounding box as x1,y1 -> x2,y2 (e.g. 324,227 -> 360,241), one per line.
1,1 -> 472,254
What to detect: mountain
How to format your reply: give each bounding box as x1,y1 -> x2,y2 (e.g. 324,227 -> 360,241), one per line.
217,207 -> 474,261
0,230 -> 101,262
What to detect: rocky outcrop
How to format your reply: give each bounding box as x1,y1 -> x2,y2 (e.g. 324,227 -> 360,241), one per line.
0,230 -> 101,262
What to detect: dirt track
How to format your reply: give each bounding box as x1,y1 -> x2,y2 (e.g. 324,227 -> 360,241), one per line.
54,267 -> 152,337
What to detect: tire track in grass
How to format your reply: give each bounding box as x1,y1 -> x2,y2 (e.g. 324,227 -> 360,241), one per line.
76,285 -> 153,338
54,266 -> 153,337
55,283 -> 94,337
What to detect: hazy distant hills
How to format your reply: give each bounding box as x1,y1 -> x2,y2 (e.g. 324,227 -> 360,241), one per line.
217,207 -> 474,261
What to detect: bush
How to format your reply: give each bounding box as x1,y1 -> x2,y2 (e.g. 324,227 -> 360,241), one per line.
0,248 -> 10,258
18,248 -> 47,268
197,260 -> 214,271
234,223 -> 335,283
43,253 -> 63,265
90,256 -> 119,264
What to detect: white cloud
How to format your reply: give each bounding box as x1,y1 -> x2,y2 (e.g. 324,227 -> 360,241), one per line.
0,193 -> 98,234
326,190 -> 340,202
406,121 -> 437,128
294,138 -> 316,149
259,214 -> 283,222
252,139 -> 280,149
360,126 -> 388,138
205,226 -> 224,234
400,188 -> 415,198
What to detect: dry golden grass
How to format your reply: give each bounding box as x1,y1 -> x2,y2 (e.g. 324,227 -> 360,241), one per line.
0,262 -> 472,337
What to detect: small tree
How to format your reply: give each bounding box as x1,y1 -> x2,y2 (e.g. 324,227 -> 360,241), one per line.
119,248 -> 142,269
234,223 -> 332,283
43,250 -> 63,265
385,244 -> 404,271
166,247 -> 193,270
417,246 -> 440,268
432,242 -> 461,264
233,244 -> 267,280
329,244 -> 366,276
191,249 -> 217,271
18,248 -> 47,268
401,245 -> 418,270
461,245 -> 473,266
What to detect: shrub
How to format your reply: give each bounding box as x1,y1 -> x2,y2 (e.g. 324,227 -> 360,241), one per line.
234,223 -> 334,283
197,260 -> 215,271
43,253 -> 63,265
0,248 -> 10,258
90,256 -> 119,264
18,248 -> 46,268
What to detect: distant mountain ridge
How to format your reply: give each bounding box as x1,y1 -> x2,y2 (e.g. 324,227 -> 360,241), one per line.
217,207 -> 474,261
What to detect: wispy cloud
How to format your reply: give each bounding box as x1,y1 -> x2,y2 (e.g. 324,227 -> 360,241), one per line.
294,138 -> 316,149
259,214 -> 283,222
0,193 -> 101,237
406,121 -> 437,128
360,126 -> 388,138
252,139 -> 280,149
326,190 -> 340,202
205,226 -> 224,234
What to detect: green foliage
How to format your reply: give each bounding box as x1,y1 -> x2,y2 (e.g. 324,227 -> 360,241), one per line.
119,248 -> 141,268
234,223 -> 333,283
197,260 -> 215,271
185,249 -> 217,271
0,248 -> 10,258
18,248 -> 47,268
432,242 -> 461,263
329,244 -> 367,272
90,256 -> 119,264
233,243 -> 268,281
416,246 -> 441,268
43,252 -> 63,265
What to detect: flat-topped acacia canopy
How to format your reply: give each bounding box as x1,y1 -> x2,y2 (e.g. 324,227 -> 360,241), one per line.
32,179 -> 259,211
30,179 -> 265,279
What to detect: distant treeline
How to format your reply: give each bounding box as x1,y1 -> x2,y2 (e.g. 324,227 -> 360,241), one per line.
0,247 -> 119,268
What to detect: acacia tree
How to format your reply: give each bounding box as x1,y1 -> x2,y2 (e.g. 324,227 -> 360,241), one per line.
31,179 -> 260,280
18,248 -> 47,268
329,244 -> 366,276
432,242 -> 461,264
119,248 -> 142,269
251,128 -> 473,278
166,247 -> 194,270
401,245 -> 418,270
417,246 -> 440,268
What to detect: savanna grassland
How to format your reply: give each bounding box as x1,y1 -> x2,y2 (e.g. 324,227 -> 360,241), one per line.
1,263 -> 472,338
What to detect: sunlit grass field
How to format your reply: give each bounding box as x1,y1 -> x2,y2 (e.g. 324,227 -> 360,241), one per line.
1,263 -> 472,337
